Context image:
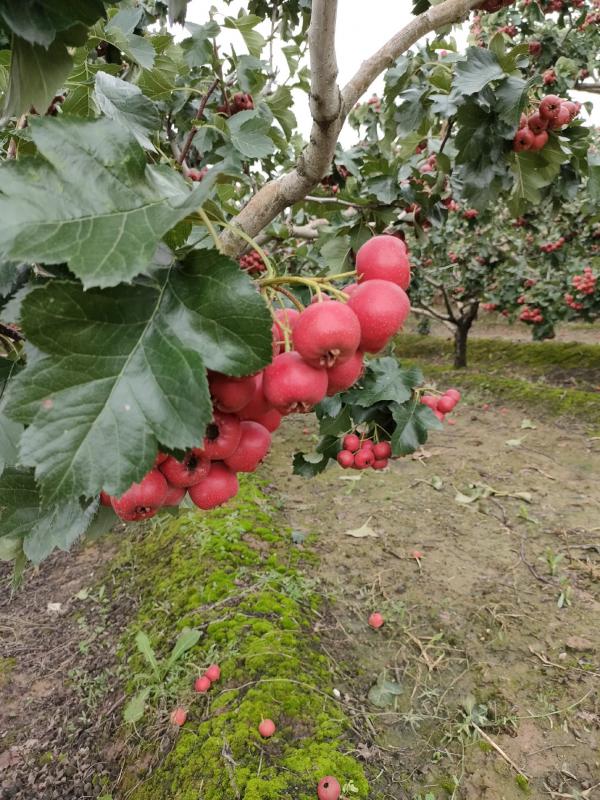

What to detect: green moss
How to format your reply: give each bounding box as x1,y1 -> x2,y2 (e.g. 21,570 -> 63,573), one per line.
116,478 -> 370,800
0,657 -> 15,688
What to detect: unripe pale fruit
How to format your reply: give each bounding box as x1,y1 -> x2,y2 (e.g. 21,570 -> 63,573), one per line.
188,463 -> 239,510
194,675 -> 211,693
539,95 -> 562,121
317,776 -> 341,800
326,350 -> 365,396
170,707 -> 187,726
337,450 -> 355,469
263,352 -> 328,414
200,411 -> 242,460
343,433 -> 360,453
159,450 -> 211,488
205,664 -> 221,682
210,373 -> 259,413
239,374 -> 272,421
163,484 -> 186,506
354,447 -> 375,469
258,719 -> 276,738
373,441 -> 392,460
347,280 -> 410,353
356,234 -> 411,289
225,421 -> 271,472
293,301 -> 361,368
368,612 -> 384,629
111,469 -> 168,521
437,395 -> 457,414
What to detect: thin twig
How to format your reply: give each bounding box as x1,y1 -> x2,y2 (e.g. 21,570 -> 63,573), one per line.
6,114 -> 28,159
178,78 -> 220,165
471,723 -> 529,779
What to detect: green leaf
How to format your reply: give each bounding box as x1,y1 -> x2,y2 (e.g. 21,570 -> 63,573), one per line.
1,35 -> 72,121
0,1 -> 106,47
6,254 -> 271,503
344,358 -> 421,407
123,687 -> 151,723
166,628 -> 201,671
454,48 -> 505,95
227,110 -> 276,159
320,236 -> 350,274
264,87 -> 297,139
390,401 -> 441,456
0,412 -> 22,476
135,631 -> 161,678
168,0 -> 190,25
103,20 -> 155,70
23,496 -> 98,563
105,7 -> 143,35
495,76 -> 529,127
181,21 -> 220,68
368,674 -> 403,708
0,117 -> 218,288
224,14 -> 265,58
63,55 -> 120,116
94,72 -> 160,151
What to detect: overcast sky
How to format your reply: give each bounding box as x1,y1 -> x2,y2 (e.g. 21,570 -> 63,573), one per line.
182,0 -> 599,143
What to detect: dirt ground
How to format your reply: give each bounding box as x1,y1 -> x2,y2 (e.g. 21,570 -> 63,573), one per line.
267,404 -> 600,799
2,386 -> 600,798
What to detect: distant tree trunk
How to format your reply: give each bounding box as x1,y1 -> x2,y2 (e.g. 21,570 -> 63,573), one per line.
453,302 -> 479,369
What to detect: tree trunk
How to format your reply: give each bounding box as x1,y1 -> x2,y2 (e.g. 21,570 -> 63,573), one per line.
454,324 -> 469,368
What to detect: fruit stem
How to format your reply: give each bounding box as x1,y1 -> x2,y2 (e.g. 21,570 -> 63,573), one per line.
269,284 -> 305,312
259,274 -> 351,302
196,207 -> 222,252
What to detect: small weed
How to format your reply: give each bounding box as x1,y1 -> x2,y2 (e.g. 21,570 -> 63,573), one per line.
542,548 -> 564,576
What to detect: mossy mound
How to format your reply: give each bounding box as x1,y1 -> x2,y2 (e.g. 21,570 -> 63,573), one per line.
119,479 -> 369,800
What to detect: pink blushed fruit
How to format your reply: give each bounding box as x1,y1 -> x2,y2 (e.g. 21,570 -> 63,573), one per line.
258,719 -> 276,738
368,612 -> 384,629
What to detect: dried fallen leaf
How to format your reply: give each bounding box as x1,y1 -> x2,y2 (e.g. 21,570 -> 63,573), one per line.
344,518 -> 378,538
521,418 -> 537,429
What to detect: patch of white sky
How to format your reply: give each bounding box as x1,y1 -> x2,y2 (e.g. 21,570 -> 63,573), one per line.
177,1 -> 599,146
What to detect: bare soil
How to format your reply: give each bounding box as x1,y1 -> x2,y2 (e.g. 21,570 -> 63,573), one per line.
2,389 -> 600,799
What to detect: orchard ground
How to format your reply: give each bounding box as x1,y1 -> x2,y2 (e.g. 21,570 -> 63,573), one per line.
1,336 -> 599,799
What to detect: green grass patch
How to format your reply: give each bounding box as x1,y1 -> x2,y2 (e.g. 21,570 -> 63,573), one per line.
115,479 -> 369,800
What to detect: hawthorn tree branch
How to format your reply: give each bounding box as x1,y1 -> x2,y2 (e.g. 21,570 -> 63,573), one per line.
219,0 -> 480,256
178,78 -> 220,165
575,81 -> 600,94
411,306 -> 455,333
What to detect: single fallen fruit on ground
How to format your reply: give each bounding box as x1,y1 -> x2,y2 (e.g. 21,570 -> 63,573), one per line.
368,612 -> 384,629
317,775 -> 341,800
258,718 -> 276,738
194,675 -> 211,693
204,664 -> 221,682
170,707 -> 187,726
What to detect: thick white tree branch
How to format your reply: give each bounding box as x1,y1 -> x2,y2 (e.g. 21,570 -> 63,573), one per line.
219,0 -> 481,256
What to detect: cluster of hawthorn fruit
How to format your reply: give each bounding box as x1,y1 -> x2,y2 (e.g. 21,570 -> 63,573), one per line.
514,95 -> 580,153
565,266 -> 597,310
238,249 -> 267,274
101,235 -> 413,522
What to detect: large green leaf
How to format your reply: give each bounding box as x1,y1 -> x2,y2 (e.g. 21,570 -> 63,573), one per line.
454,48 -> 505,96
181,21 -> 220,68
94,72 -> 160,151
0,467 -> 96,563
0,1 -> 106,47
0,117 -> 217,288
1,35 -> 72,120
344,358 -> 421,407
390,401 -> 442,456
224,14 -> 265,58
63,53 -> 120,117
6,254 -> 271,503
227,110 -> 275,159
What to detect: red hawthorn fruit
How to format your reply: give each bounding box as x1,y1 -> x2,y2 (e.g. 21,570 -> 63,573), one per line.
170,707 -> 187,726
528,40 -> 542,57
354,447 -> 375,469
539,95 -> 562,121
248,407 -> 282,433
356,234 -> 411,290
159,450 -> 211,488
187,167 -> 208,182
530,131 -> 549,151
210,373 -> 259,413
437,395 -> 457,414
372,458 -> 389,470
519,113 -> 528,129
337,449 -> 355,469
514,128 -> 535,152
272,307 -> 301,352
310,293 -> 332,303
420,395 -> 438,410
163,484 -> 187,506
343,433 -> 361,452
155,452 -> 169,466
562,100 -> 579,120
361,439 -> 374,450
548,104 -> 571,129
527,112 -> 548,135
326,350 -> 365,396
262,351 -> 328,414
434,409 -> 446,422
188,463 -> 239,510
258,719 -> 276,738
347,280 -> 410,353
543,69 -> 557,86
111,470 -> 168,521
239,373 -> 273,421
317,777 -> 341,800
342,282 -> 360,298
446,389 -> 461,403
100,491 -> 112,507
204,664 -> 221,682
200,411 -> 242,460
373,441 -> 392,460
194,675 -> 211,693
368,612 -> 384,629
224,421 -> 271,472
292,301 -> 361,368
